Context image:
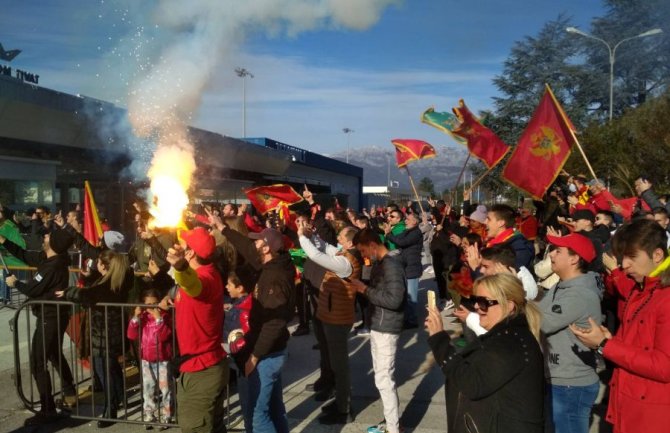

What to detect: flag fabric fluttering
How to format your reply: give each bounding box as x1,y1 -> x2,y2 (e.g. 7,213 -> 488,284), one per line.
83,181 -> 103,246
502,85 -> 576,199
244,184 -> 304,215
391,139 -> 437,168
420,107 -> 466,145
452,100 -> 510,168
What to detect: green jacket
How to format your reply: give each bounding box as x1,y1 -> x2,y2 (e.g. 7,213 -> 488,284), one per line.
386,221 -> 406,250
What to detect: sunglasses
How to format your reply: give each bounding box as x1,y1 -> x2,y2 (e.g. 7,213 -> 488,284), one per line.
472,295 -> 499,312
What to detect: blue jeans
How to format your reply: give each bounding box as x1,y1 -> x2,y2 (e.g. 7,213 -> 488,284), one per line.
404,278 -> 419,326
546,382 -> 599,433
247,350 -> 289,433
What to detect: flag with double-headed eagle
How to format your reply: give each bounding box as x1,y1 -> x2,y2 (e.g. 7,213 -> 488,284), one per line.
244,184 -> 303,215
502,85 -> 576,199
421,107 -> 466,145
391,139 -> 437,168
452,100 -> 509,168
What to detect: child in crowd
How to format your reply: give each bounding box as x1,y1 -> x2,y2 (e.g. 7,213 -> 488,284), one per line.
127,288 -> 174,429
223,271 -> 253,432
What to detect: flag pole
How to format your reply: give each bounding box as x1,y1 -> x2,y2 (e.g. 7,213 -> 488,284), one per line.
404,166 -> 426,214
470,164 -> 497,192
448,153 -> 471,207
545,84 -> 598,180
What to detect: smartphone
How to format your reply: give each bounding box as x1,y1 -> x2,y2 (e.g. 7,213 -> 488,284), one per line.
427,290 -> 436,309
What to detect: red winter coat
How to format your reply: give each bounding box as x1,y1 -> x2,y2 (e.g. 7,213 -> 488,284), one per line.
602,274 -> 670,433
127,310 -> 173,362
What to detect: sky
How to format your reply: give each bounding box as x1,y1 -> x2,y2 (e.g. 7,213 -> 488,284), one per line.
1,0 -> 606,156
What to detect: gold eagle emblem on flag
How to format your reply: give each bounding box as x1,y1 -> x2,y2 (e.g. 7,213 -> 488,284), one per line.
529,126 -> 562,160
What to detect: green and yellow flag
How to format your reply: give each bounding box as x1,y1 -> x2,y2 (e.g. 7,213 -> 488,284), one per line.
421,107 -> 466,145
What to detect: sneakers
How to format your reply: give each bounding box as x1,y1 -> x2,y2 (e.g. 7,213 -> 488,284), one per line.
355,327 -> 371,336
305,380 -> 333,393
367,422 -> 404,433
291,325 -> 309,337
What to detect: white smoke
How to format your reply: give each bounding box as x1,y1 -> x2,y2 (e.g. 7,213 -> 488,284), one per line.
120,0 -> 399,221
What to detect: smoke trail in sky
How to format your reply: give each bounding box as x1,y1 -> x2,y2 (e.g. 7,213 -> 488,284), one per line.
119,0 -> 399,224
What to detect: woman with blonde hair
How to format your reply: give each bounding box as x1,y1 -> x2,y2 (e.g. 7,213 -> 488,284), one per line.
57,249 -> 134,427
426,273 -> 544,433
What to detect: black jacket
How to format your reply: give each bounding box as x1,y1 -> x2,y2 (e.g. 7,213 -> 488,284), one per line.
3,239 -> 70,318
365,251 -> 406,334
220,227 -> 295,364
386,225 -> 423,279
428,314 -> 544,433
63,268 -> 133,357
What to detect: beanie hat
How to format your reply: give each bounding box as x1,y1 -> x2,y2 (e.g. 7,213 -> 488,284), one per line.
49,229 -> 74,255
103,231 -> 125,252
469,205 -> 488,224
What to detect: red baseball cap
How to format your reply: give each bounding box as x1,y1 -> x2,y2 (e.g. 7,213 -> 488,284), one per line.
181,227 -> 216,259
547,233 -> 596,263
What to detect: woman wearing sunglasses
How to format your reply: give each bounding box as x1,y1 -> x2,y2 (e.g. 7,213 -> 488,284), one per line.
425,273 -> 544,433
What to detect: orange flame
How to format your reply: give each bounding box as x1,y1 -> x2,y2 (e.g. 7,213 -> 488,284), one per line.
146,136 -> 195,228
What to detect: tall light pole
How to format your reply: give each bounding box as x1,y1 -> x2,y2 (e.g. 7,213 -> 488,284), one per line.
235,67 -> 254,138
342,128 -> 354,163
566,26 -> 663,121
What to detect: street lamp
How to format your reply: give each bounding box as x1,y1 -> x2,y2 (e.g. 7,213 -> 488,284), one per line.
235,67 -> 254,138
342,127 -> 354,163
566,26 -> 663,121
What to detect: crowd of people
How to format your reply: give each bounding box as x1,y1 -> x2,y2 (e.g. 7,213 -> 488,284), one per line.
1,172 -> 669,433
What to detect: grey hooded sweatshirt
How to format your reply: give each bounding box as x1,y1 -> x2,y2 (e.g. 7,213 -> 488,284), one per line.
537,272 -> 603,386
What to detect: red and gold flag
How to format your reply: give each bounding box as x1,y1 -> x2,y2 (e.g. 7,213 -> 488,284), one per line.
244,184 -> 303,215
502,85 -> 576,199
391,139 -> 437,168
452,100 -> 509,168
83,181 -> 103,246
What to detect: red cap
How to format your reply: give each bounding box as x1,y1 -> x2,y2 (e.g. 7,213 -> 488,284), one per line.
181,227 -> 216,259
547,233 -> 596,263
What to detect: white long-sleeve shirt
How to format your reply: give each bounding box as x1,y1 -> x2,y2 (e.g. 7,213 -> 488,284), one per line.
299,234 -> 352,279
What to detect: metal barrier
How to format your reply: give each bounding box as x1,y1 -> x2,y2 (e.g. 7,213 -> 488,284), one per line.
11,298 -> 243,429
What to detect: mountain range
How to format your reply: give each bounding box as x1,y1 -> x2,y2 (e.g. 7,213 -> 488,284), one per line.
329,144 -> 472,193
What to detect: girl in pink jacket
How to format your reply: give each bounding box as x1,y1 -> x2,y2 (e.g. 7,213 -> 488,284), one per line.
127,289 -> 174,427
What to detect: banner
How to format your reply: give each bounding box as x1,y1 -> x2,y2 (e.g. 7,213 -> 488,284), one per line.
502,85 -> 576,199
421,107 -> 466,145
244,184 -> 304,215
452,100 -> 509,168
391,139 -> 437,168
83,181 -> 103,245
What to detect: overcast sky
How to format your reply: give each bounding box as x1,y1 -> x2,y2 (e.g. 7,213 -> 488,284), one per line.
2,0 -> 605,155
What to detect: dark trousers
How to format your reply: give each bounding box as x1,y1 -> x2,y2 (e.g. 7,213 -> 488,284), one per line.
355,293 -> 369,327
31,309 -> 75,401
93,355 -> 125,418
431,255 -> 448,300
312,315 -> 335,387
295,281 -> 311,328
322,323 -> 352,412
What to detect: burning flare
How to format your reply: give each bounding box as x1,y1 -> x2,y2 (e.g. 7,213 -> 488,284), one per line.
145,134 -> 195,228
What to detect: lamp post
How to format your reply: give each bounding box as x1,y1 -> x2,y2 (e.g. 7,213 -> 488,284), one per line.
566,26 -> 663,121
235,67 -> 254,138
342,128 -> 354,163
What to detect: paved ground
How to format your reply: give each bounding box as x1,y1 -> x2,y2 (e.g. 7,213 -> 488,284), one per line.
0,274 -> 454,433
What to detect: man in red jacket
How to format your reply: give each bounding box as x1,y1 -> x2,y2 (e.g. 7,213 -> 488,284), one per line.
571,219 -> 670,433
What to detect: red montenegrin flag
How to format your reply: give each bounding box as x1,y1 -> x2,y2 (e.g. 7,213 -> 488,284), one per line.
83,181 -> 103,245
391,139 -> 437,168
244,184 -> 304,215
502,85 -> 576,199
452,100 -> 509,168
